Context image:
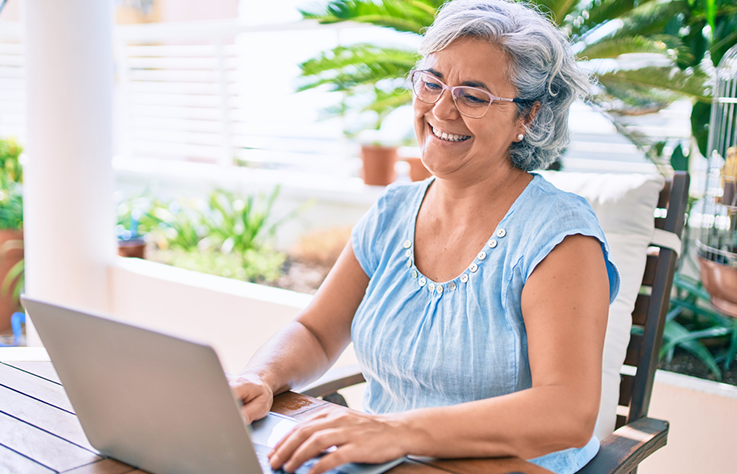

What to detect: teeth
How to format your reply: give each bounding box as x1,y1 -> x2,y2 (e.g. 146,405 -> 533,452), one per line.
432,126 -> 470,142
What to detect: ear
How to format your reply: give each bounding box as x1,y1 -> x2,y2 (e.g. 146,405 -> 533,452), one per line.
524,101 -> 541,127
515,102 -> 541,141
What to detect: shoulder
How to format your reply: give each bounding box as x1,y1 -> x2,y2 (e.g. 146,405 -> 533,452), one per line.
516,174 -> 599,233
372,179 -> 430,223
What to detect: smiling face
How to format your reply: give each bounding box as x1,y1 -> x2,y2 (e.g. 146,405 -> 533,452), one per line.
414,37 -> 527,179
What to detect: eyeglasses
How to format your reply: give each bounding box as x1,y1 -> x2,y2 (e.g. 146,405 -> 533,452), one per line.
409,70 -> 525,119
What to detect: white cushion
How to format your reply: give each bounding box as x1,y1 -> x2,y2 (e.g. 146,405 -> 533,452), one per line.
538,171 -> 665,440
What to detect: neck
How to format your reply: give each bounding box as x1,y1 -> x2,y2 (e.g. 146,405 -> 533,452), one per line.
427,164 -> 532,219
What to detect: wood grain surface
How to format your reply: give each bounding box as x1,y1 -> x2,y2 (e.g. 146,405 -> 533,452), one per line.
0,360 -> 551,474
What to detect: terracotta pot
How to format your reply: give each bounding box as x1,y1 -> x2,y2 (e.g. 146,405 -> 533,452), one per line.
118,238 -> 146,259
0,229 -> 23,332
360,145 -> 397,186
698,256 -> 737,318
405,156 -> 433,182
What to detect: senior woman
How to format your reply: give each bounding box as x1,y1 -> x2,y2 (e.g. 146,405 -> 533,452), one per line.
230,1 -> 619,473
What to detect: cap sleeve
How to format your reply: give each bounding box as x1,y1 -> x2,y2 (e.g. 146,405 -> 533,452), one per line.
519,194 -> 620,304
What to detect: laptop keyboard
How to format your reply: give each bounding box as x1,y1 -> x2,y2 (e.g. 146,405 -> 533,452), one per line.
257,450 -> 350,474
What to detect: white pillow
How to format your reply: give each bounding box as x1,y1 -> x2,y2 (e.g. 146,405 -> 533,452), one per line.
538,171 -> 665,440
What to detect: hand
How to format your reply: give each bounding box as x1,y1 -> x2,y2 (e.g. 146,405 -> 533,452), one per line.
268,410 -> 410,474
227,373 -> 274,424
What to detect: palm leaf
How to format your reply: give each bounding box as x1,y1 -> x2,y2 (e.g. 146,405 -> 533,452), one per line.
597,65 -> 712,103
577,0 -> 657,34
579,35 -> 672,60
298,44 -> 417,92
610,0 -> 688,42
299,0 -> 442,34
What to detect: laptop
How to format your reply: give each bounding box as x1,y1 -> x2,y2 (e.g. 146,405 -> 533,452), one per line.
23,296 -> 404,474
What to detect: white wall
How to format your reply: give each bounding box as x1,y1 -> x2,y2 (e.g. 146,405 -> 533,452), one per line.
639,370 -> 737,474
110,257 -> 358,373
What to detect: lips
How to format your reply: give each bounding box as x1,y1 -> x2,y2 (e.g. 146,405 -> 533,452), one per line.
430,124 -> 471,142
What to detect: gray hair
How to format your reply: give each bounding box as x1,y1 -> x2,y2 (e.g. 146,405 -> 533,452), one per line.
418,0 -> 590,171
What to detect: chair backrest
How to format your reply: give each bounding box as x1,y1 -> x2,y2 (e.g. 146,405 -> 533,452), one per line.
617,171 -> 689,429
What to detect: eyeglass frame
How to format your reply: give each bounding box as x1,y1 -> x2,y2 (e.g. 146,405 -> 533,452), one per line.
409,69 -> 527,119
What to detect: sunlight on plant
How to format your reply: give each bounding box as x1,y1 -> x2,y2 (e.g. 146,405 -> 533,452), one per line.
117,186 -> 301,284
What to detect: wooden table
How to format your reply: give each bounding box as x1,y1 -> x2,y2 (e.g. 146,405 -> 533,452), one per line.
0,359 -> 552,474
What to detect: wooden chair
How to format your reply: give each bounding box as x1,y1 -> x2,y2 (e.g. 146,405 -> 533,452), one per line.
302,171 -> 690,474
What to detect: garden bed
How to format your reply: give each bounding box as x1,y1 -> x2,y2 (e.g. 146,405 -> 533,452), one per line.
659,347 -> 737,386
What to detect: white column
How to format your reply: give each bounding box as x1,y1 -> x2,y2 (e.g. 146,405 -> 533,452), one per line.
24,0 -> 115,345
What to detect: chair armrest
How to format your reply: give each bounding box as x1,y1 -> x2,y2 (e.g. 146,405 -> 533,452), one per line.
577,417 -> 668,474
300,364 -> 365,399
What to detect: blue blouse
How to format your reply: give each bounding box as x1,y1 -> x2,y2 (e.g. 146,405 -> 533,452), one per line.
350,174 -> 619,474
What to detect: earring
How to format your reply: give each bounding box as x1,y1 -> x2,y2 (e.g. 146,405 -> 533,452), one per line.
517,134 -> 524,141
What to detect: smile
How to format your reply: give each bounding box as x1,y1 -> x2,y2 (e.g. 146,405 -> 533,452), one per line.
430,125 -> 471,142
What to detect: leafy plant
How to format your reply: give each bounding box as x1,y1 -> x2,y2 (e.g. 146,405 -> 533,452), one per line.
129,187 -> 301,284
0,137 -> 22,189
0,183 -> 23,231
661,273 -> 737,380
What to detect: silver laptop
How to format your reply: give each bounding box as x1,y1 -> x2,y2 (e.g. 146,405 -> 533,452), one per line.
23,296 -> 404,474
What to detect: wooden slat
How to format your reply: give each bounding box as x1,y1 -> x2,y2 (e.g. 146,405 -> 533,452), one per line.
0,362 -> 74,412
3,360 -> 62,384
0,444 -> 54,474
632,294 -> 650,327
615,414 -> 627,430
0,384 -> 96,452
61,458 -> 138,474
0,411 -> 101,472
641,254 -> 658,287
619,374 -> 635,407
624,333 -> 642,367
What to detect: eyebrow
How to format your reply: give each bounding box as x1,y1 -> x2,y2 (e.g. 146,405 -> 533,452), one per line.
425,68 -> 491,92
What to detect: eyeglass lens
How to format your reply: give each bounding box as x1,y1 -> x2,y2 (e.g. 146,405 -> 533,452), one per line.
411,71 -> 492,118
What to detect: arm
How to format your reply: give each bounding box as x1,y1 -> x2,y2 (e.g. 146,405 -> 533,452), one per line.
269,234 -> 610,472
230,241 -> 369,423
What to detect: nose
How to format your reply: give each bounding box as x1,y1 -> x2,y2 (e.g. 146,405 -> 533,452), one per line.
432,89 -> 460,120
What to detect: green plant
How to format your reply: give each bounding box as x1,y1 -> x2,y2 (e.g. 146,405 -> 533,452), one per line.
0,137 -> 22,189
138,187 -> 302,284
0,183 -> 23,231
0,137 -> 23,231
660,273 -> 737,380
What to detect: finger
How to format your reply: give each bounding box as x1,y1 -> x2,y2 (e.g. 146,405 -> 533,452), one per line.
286,429 -> 348,472
273,427 -> 343,472
239,395 -> 270,424
306,446 -> 357,474
270,412 -> 331,455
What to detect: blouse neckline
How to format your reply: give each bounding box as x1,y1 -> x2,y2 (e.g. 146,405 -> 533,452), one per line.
402,174 -> 540,293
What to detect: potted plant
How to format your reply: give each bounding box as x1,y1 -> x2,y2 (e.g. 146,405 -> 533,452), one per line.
0,137 -> 24,332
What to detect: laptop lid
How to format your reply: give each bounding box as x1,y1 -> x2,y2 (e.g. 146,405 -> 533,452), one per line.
23,296 -> 261,474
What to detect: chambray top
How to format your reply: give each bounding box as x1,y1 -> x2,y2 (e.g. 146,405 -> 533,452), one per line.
350,174 -> 620,474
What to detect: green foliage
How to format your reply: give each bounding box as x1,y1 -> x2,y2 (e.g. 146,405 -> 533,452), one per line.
119,187 -> 298,284
0,184 -> 23,231
0,137 -> 23,231
0,137 -> 22,188
662,273 -> 737,379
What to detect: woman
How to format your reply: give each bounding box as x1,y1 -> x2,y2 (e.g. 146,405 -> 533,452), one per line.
230,1 -> 619,473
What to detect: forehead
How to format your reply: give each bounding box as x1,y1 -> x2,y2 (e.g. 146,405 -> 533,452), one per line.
422,37 -> 514,92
